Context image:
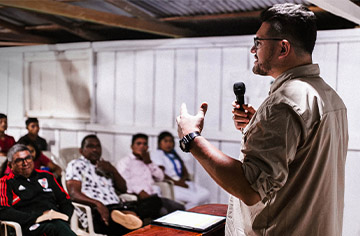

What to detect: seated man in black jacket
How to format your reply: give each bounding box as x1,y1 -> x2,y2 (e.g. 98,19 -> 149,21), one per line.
0,144 -> 76,236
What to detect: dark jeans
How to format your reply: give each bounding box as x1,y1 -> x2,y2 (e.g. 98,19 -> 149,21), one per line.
25,219 -> 76,236
92,204 -> 131,236
160,197 -> 185,216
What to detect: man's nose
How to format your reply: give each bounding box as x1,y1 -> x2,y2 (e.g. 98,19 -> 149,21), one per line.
250,45 -> 256,53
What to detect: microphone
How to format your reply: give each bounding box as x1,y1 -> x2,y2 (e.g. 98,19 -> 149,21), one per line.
233,82 -> 246,111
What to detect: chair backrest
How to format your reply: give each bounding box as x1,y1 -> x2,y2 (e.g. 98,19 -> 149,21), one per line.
59,147 -> 81,170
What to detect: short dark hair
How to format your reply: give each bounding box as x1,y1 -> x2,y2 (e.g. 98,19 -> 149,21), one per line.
131,133 -> 148,146
7,144 -> 30,162
261,3 -> 317,54
0,113 -> 7,119
157,131 -> 174,149
25,117 -> 39,127
17,139 -> 41,160
81,134 -> 99,149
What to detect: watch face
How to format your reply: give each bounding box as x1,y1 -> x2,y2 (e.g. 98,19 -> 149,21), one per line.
179,140 -> 187,151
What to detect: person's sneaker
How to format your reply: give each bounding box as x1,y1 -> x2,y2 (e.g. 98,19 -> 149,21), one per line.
111,210 -> 143,230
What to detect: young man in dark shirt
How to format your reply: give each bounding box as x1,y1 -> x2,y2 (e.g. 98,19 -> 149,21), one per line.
18,117 -> 48,151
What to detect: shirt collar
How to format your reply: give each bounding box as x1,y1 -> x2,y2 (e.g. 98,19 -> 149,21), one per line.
270,64 -> 320,94
80,155 -> 94,165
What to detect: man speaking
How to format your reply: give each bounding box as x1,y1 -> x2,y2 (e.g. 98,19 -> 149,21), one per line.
176,3 -> 348,236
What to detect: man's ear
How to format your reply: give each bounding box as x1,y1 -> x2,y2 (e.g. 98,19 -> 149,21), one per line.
79,148 -> 83,156
279,40 -> 290,57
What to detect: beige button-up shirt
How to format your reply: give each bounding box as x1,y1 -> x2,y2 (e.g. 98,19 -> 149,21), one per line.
225,64 -> 348,236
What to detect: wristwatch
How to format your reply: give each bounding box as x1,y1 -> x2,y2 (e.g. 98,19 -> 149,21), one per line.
179,131 -> 201,152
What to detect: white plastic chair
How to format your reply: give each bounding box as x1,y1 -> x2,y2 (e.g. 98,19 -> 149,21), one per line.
70,202 -> 106,236
61,173 -> 105,236
0,221 -> 22,236
154,180 -> 175,200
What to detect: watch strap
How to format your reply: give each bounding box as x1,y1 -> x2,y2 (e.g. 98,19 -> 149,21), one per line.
179,131 -> 201,152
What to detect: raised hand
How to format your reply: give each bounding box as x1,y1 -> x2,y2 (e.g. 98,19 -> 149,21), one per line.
176,102 -> 208,138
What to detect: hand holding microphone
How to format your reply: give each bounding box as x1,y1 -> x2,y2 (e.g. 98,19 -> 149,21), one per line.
232,82 -> 256,130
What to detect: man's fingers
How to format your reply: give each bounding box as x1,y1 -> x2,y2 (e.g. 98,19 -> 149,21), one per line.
180,103 -> 188,116
197,102 -> 208,118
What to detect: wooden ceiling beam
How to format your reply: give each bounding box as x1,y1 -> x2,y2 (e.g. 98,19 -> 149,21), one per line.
0,41 -> 42,46
27,11 -> 105,41
0,0 -> 194,37
0,18 -> 54,43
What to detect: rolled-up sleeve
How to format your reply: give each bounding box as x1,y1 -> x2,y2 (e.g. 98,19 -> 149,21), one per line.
242,103 -> 302,200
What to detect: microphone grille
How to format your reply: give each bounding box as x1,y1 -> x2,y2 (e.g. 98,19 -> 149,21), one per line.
233,82 -> 246,95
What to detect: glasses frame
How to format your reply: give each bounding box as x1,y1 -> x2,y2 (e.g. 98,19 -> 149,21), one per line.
13,155 -> 33,166
253,37 -> 284,49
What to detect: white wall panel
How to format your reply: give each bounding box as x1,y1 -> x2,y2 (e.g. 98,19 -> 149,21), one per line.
96,52 -> 116,124
115,51 -> 135,126
338,42 -> 360,150
343,151 -> 360,236
59,60 -> 90,116
222,47 -> 249,133
7,53 -> 23,122
197,48 -> 222,131
134,50 -> 154,127
41,128 -> 56,150
313,43 -> 338,90
154,50 -> 175,128
97,132 -> 115,163
59,130 -> 78,149
114,134 -> 132,163
0,58 -> 8,113
174,49 -> 196,115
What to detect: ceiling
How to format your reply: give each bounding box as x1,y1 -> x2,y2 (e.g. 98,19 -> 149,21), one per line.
0,0 -> 359,47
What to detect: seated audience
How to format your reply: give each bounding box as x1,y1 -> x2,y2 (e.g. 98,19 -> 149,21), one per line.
0,113 -> 15,177
18,117 -> 48,151
116,133 -> 185,216
65,134 -> 142,236
0,113 -> 15,157
151,131 -> 210,209
0,144 -> 76,236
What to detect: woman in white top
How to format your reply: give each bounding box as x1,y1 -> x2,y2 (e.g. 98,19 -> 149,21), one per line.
151,131 -> 210,209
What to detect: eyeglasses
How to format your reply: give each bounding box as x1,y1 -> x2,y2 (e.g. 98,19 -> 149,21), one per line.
253,37 -> 283,49
13,155 -> 33,165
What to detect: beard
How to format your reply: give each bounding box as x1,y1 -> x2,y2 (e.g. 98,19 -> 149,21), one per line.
252,46 -> 275,76
252,61 -> 272,75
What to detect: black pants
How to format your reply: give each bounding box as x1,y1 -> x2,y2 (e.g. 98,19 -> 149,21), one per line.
25,219 -> 76,236
92,204 -> 131,236
159,197 -> 185,216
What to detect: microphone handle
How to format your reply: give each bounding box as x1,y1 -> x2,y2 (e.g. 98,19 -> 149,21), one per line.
236,95 -> 245,111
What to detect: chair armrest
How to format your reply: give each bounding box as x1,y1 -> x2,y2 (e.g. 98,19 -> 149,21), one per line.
154,180 -> 175,200
1,221 -> 22,236
72,202 -> 106,236
119,193 -> 138,202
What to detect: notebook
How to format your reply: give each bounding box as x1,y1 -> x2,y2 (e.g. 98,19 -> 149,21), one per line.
152,210 -> 226,232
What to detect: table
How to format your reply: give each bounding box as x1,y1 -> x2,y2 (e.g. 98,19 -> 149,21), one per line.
125,204 -> 228,236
